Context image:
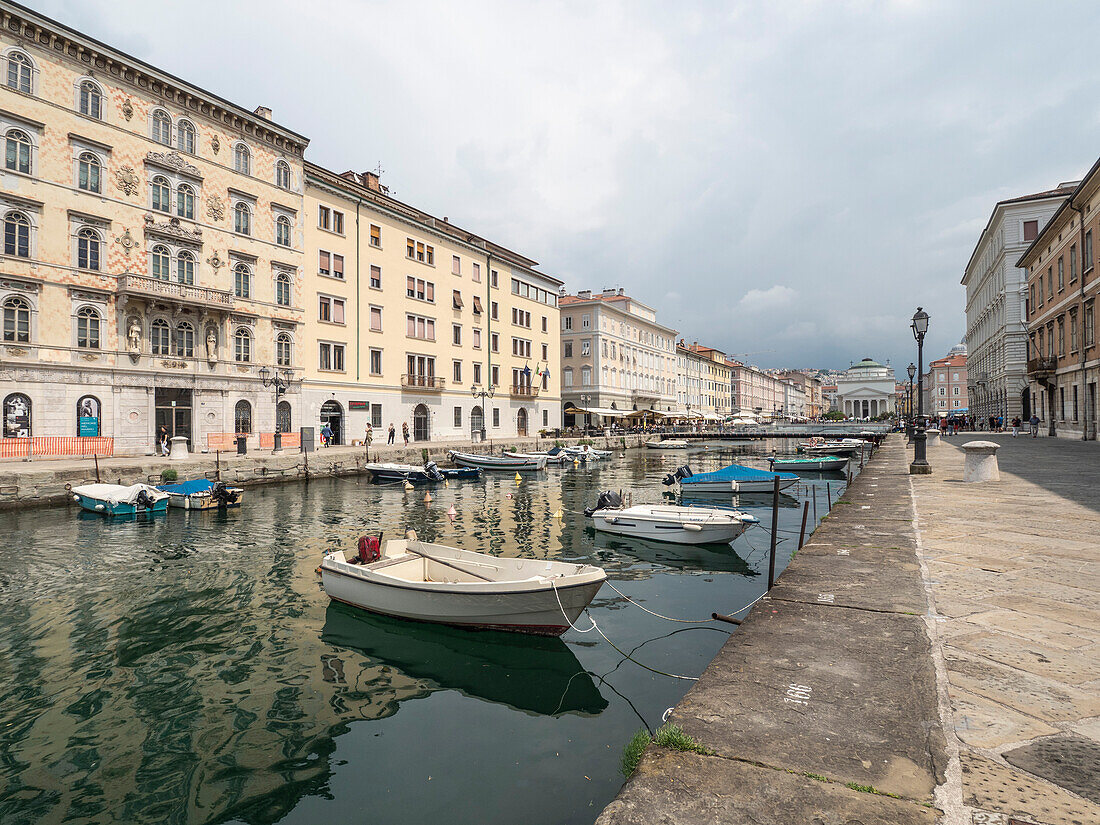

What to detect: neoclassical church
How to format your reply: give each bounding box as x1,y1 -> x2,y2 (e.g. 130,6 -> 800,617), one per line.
835,358 -> 897,419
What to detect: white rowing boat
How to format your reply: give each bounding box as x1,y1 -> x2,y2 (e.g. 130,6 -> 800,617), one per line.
586,491 -> 757,545
503,449 -> 572,466
448,450 -> 547,471
321,533 -> 606,635
645,439 -> 689,449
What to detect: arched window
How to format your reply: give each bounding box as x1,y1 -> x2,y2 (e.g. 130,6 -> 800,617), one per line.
276,215 -> 291,247
176,251 -> 195,285
176,322 -> 194,357
276,332 -> 292,367
233,143 -> 250,175
76,395 -> 100,436
234,399 -> 252,434
151,175 -> 171,212
6,51 -> 33,94
150,245 -> 170,280
176,183 -> 194,219
276,400 -> 292,434
150,318 -> 170,355
78,80 -> 102,119
151,109 -> 171,145
3,211 -> 30,258
5,129 -> 32,174
76,306 -> 101,349
77,152 -> 101,193
275,160 -> 290,189
177,119 -> 196,154
275,271 -> 291,306
233,201 -> 251,235
3,393 -> 31,438
233,263 -> 251,299
2,296 -> 30,343
233,328 -> 251,362
76,228 -> 101,271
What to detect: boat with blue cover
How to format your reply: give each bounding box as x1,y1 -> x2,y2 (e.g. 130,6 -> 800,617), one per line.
156,478 -> 244,509
70,483 -> 169,516
662,463 -> 798,494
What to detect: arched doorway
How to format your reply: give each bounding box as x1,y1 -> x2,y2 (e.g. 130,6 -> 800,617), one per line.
3,393 -> 31,438
516,407 -> 528,437
413,404 -> 430,442
320,400 -> 343,445
276,400 -> 292,434
470,405 -> 484,438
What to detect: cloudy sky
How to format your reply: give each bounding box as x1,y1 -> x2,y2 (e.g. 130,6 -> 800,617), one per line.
37,0 -> 1100,371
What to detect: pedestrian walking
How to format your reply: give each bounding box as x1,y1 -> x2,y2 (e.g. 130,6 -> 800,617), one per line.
1011,416 -> 1021,437
387,423 -> 395,444
1029,413 -> 1040,438
996,415 -> 1003,432
988,415 -> 996,432
159,426 -> 170,456
321,423 -> 333,447
365,422 -> 374,447
402,421 -> 410,446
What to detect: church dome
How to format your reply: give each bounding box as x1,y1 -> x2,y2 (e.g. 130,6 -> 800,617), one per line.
948,341 -> 967,357
849,357 -> 884,370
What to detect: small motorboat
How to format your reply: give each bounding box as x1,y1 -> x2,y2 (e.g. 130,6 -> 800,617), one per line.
645,439 -> 689,449
585,490 -> 758,545
448,451 -> 546,471
562,445 -> 612,460
368,462 -> 483,483
70,483 -> 168,516
663,463 -> 798,494
767,455 -> 848,472
503,447 -> 572,466
156,478 -> 243,509
320,532 -> 606,635
797,437 -> 865,456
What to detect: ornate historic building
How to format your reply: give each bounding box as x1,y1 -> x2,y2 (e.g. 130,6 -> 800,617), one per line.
0,3 -> 302,455
835,358 -> 897,419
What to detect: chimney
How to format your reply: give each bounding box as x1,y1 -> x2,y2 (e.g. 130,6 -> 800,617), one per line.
578,289 -> 592,300
443,216 -> 449,223
618,287 -> 624,296
253,106 -> 272,120
358,171 -> 382,192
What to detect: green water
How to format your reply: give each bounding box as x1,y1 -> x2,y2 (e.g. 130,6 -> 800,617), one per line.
0,442 -> 849,825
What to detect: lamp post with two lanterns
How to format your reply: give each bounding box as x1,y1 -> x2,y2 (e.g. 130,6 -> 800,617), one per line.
470,383 -> 495,442
909,308 -> 931,474
258,366 -> 292,452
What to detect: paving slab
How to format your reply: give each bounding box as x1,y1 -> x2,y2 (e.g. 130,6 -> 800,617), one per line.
1002,734 -> 1100,805
960,752 -> 1100,825
768,549 -> 927,614
670,598 -> 947,801
946,685 -> 1060,750
595,749 -> 939,825
947,631 -> 1100,685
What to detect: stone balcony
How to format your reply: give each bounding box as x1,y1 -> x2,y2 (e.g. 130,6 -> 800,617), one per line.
510,384 -> 540,399
401,374 -> 445,392
1026,357 -> 1057,378
118,273 -> 233,309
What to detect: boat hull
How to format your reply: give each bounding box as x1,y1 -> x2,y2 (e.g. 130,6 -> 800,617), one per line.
164,489 -> 244,509
74,494 -> 167,516
449,451 -> 546,471
591,513 -> 747,545
768,457 -> 848,472
645,441 -> 689,449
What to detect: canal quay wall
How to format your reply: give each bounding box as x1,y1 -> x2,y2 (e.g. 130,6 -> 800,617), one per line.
0,434 -> 651,512
597,434 -> 950,825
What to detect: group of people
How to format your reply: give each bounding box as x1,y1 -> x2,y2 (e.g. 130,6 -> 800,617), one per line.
319,421 -> 411,447
912,412 -> 1043,439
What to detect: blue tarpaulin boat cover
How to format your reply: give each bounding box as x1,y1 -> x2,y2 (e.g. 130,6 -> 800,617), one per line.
681,464 -> 798,485
156,479 -> 216,494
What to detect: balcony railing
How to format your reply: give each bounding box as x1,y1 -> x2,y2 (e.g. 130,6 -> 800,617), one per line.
1026,357 -> 1057,376
510,384 -> 540,398
631,389 -> 660,401
119,273 -> 233,307
401,374 -> 445,391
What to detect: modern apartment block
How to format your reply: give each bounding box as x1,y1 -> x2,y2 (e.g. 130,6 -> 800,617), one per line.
1020,158 -> 1100,439
0,2 -> 307,455
962,183 -> 1074,425
558,288 -> 677,426
302,165 -> 561,444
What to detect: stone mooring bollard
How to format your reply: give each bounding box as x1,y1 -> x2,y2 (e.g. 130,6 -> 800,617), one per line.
925,429 -> 941,447
962,440 -> 1000,482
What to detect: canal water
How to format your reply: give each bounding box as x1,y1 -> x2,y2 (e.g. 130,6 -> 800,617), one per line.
0,441 -> 855,825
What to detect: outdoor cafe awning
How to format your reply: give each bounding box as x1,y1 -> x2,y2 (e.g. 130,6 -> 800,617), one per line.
565,405 -> 629,418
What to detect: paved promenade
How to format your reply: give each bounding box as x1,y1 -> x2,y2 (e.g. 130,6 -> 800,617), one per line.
597,433 -> 1099,824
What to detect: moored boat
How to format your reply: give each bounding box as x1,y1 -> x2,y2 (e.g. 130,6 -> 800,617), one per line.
585,490 -> 757,545
448,450 -> 546,471
563,445 -> 612,460
645,439 -> 689,449
320,533 -> 606,635
156,479 -> 244,509
70,483 -> 169,516
797,437 -> 865,456
662,463 -> 798,494
767,455 -> 849,472
503,447 -> 572,465
368,462 -> 483,483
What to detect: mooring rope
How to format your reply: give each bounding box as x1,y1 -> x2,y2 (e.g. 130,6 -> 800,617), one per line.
604,581 -> 716,623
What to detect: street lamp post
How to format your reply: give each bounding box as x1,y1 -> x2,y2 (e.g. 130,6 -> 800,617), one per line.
909,308 -> 931,474
907,362 -> 916,441
579,393 -> 594,434
258,366 -> 292,451
470,383 -> 495,441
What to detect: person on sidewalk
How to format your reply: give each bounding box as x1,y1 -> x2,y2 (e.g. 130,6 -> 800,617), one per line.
387,423 -> 395,444
364,422 -> 373,447
1011,416 -> 1021,437
159,426 -> 170,456
996,415 -> 1003,432
320,423 -> 333,447
402,421 -> 410,446
1029,413 -> 1040,437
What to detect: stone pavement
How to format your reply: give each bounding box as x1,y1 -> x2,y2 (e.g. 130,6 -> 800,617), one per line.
913,434 -> 1100,825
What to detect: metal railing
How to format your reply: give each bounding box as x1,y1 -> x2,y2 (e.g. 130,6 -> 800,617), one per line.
401,374 -> 445,391
510,384 -> 540,398
1026,357 -> 1057,375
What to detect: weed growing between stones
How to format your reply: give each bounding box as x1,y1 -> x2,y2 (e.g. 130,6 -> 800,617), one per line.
619,724 -> 714,779
620,729 -> 651,778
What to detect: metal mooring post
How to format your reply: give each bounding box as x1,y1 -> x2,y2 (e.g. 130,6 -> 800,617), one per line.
767,475 -> 780,589
798,500 -> 810,551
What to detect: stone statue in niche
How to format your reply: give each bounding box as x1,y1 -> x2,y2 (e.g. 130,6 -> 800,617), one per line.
206,328 -> 218,361
127,318 -> 142,354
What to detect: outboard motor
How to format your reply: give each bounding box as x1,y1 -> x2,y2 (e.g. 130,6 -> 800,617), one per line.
424,461 -> 444,482
357,535 -> 382,564
135,489 -> 153,510
210,482 -> 239,507
661,465 -> 694,486
584,489 -> 623,517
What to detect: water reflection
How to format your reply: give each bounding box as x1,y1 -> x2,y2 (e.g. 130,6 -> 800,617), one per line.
587,529 -> 759,575
321,603 -> 608,717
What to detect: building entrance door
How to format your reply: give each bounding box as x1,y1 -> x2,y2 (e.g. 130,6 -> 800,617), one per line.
320,401 -> 343,445
154,387 -> 192,449
413,404 -> 430,442
516,407 -> 528,437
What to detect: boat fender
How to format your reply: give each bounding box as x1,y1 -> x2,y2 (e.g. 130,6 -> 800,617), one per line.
684,523 -> 703,532
72,494 -> 80,503
357,535 -> 382,564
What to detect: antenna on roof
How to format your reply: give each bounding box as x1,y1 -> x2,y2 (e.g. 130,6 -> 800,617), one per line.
373,161 -> 385,177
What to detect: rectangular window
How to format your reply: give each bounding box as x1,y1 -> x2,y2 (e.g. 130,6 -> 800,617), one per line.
1073,385 -> 1079,420
369,306 -> 382,332
1086,230 -> 1094,273
542,409 -> 548,427
1071,310 -> 1079,352
453,360 -> 462,383
563,316 -> 573,331
406,314 -> 436,340
318,206 -> 330,230
542,343 -> 548,361
1023,219 -> 1038,241
319,343 -> 345,371
452,255 -> 461,275
472,296 -> 483,315
563,341 -> 572,358
1071,244 -> 1078,282
369,348 -> 383,375
1058,257 -> 1064,291
1029,284 -> 1036,316
370,265 -> 381,289
1060,386 -> 1066,420
511,308 -> 531,328
332,254 -> 344,279
406,276 -> 434,302
1048,267 -> 1054,297
491,365 -> 499,387
581,314 -> 590,329
452,324 -> 462,345
491,332 -> 499,353
319,250 -> 330,276
1038,274 -> 1044,304
472,263 -> 481,282
492,407 -> 500,428
511,337 -> 531,358
490,270 -> 498,288
370,224 -> 381,247
473,363 -> 482,385
332,211 -> 344,234
472,328 -> 481,349
563,368 -> 573,387
491,301 -> 498,321
372,403 -> 383,427
407,238 -> 435,264
319,296 -> 345,324
1086,302 -> 1095,346
1058,318 -> 1066,355
454,406 -> 462,428
452,290 -> 463,309
541,316 -> 547,333
581,339 -> 590,356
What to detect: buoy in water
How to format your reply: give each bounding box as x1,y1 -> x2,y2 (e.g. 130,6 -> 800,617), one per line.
553,508 -> 563,520
447,504 -> 457,518
573,460 -> 579,467
506,492 -> 513,499
423,491 -> 432,503
514,472 -> 521,483
403,480 -> 414,490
